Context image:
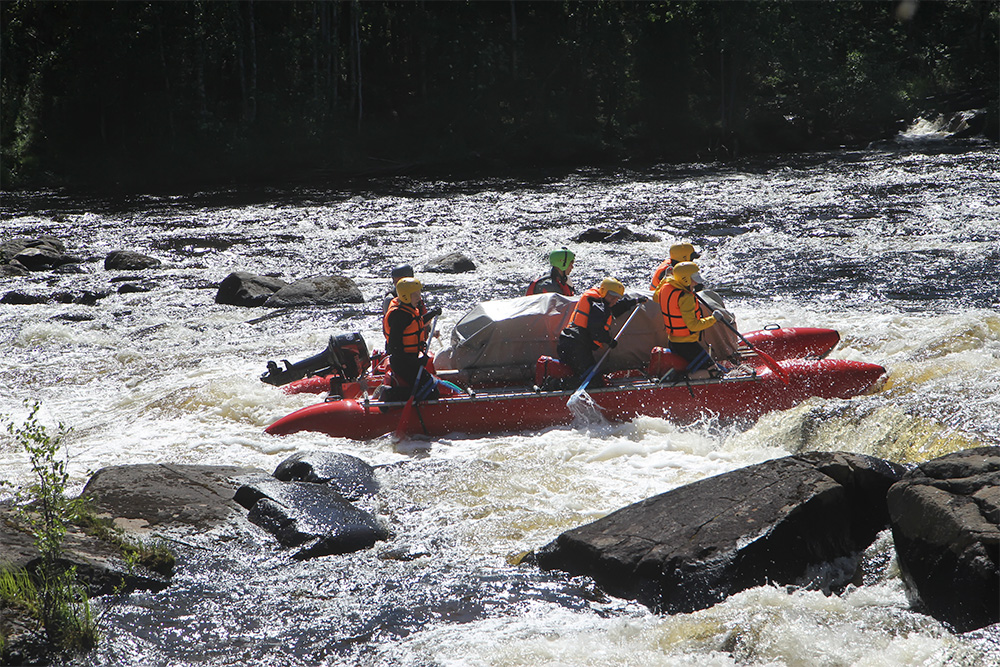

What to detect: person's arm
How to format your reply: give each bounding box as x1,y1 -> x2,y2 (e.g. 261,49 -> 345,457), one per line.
422,306 -> 442,323
679,292 -> 716,333
611,295 -> 647,317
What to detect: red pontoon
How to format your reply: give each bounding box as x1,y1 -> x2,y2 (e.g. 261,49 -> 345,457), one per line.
266,355 -> 885,441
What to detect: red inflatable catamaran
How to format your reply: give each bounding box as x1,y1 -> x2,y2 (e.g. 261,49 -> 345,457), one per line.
264,325 -> 885,441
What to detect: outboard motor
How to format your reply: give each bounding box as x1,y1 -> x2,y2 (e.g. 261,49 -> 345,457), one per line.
261,332 -> 370,387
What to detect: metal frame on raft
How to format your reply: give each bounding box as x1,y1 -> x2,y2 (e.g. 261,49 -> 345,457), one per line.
355,371 -> 763,412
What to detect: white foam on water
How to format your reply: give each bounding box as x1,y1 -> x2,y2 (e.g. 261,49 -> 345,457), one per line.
3,150 -> 998,665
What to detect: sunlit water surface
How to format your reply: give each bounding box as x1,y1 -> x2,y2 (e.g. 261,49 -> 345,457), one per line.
2,144 -> 998,665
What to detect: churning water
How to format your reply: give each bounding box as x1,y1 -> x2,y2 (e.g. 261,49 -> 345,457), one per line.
2,143 -> 998,666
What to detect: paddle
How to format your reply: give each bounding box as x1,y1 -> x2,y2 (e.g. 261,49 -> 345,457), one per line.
694,293 -> 790,385
567,303 -> 643,406
394,314 -> 439,440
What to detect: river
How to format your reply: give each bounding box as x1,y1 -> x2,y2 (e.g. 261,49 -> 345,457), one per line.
2,139 -> 998,666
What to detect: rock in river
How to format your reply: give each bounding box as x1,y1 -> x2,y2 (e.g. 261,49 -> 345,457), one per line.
535,451 -> 905,614
887,446 -> 1000,632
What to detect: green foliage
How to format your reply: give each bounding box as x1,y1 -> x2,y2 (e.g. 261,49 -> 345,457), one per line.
2,402 -> 99,655
0,567 -> 38,662
1,567 -> 40,619
0,0 -> 996,188
72,507 -> 176,577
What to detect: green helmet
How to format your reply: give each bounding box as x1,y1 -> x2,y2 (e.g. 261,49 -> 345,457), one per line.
549,247 -> 575,272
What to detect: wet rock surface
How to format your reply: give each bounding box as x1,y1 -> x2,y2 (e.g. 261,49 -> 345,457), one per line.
272,450 -> 380,500
214,271 -> 289,307
535,452 -> 906,614
887,446 -> 1000,632
263,274 -> 365,307
81,463 -> 262,531
104,250 -> 162,271
423,252 -> 477,273
237,483 -> 387,559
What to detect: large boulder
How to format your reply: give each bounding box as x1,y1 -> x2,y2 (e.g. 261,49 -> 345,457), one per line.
81,463 -> 262,531
233,474 -> 387,560
215,271 -> 289,307
572,226 -> 660,244
535,452 -> 905,614
263,275 -> 365,307
1,463 -> 255,598
1,291 -> 49,304
1,236 -> 80,271
887,447 -> 1000,632
273,451 -> 380,500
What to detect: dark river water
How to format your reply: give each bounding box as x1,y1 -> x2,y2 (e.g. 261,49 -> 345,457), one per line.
2,138 -> 998,665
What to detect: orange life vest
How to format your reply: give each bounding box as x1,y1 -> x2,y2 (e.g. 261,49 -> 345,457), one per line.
650,260 -> 673,291
383,298 -> 427,355
569,287 -> 612,337
659,283 -> 703,339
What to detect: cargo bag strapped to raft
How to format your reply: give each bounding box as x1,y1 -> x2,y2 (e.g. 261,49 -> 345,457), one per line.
434,292 -> 673,385
261,333 -> 371,387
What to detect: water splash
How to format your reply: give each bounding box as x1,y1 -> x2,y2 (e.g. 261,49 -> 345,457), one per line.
567,389 -> 606,426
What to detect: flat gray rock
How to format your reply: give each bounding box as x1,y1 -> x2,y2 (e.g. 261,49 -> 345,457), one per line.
81,463 -> 263,531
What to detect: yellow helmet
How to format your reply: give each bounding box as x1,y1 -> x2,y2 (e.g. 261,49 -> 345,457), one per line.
669,243 -> 700,263
672,262 -> 700,287
598,277 -> 625,298
549,247 -> 575,271
395,277 -> 423,304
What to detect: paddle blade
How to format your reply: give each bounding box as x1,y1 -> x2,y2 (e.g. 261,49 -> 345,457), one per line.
394,395 -> 417,440
567,367 -> 598,407
757,349 -> 791,385
567,387 -> 605,424
567,384 -> 588,407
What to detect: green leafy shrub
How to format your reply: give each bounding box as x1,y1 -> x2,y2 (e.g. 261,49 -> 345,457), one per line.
1,402 -> 98,655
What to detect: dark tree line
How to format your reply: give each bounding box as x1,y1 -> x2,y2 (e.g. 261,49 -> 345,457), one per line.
2,1 -> 997,190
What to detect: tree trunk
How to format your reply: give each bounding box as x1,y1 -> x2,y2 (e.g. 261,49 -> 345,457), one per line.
351,0 -> 362,129
510,0 -> 518,80
247,0 -> 258,125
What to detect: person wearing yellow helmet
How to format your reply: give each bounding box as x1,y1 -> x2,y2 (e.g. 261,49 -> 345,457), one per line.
382,277 -> 440,400
650,242 -> 701,291
657,261 -> 730,373
557,277 -> 647,386
382,264 -> 415,315
382,264 -> 441,322
526,247 -> 575,296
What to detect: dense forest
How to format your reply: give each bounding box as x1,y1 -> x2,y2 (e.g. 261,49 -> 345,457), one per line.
1,0 -> 997,191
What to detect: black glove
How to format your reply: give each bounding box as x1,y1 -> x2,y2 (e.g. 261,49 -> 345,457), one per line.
607,339 -> 618,349
418,341 -> 427,353
637,296 -> 648,304
424,307 -> 442,321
